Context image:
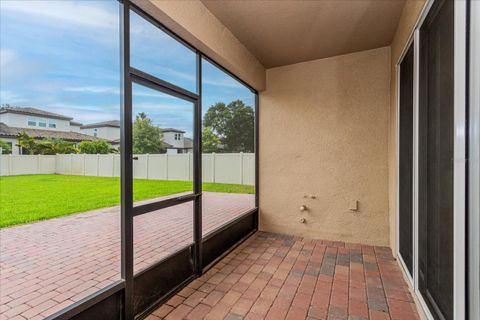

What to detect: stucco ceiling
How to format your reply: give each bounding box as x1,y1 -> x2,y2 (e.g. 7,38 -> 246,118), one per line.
202,0 -> 406,68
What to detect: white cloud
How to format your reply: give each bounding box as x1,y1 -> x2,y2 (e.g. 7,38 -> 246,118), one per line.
0,90 -> 26,104
64,86 -> 120,95
0,49 -> 16,69
133,90 -> 176,99
64,86 -> 180,99
202,75 -> 244,89
132,102 -> 192,113
0,49 -> 43,84
47,103 -> 119,124
0,0 -> 118,30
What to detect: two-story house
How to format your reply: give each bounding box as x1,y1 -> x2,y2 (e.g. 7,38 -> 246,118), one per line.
80,120 -> 121,141
78,123 -> 193,154
161,128 -> 193,154
0,106 -> 101,155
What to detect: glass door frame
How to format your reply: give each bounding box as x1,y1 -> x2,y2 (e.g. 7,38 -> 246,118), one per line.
128,68 -> 202,256
120,2 -> 203,317
119,1 -> 259,319
469,2 -> 480,319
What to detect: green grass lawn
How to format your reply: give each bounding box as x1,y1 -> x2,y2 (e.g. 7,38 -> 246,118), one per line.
0,174 -> 254,228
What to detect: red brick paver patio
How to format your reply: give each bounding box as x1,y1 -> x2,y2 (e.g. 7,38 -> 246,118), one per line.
146,232 -> 419,320
0,192 -> 254,320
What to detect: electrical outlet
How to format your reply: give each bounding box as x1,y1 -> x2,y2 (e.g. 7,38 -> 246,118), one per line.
349,200 -> 359,211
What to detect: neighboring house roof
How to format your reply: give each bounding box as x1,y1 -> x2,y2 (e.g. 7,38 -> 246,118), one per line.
184,137 -> 193,148
70,121 -> 83,126
81,120 -> 120,129
161,128 -> 185,133
80,122 -> 185,134
0,123 -> 104,142
0,106 -> 73,120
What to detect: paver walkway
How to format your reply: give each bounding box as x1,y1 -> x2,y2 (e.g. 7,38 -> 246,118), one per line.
147,231 -> 420,320
0,192 -> 254,320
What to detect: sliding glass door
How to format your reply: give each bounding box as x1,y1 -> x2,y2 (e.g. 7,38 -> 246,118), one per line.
418,1 -> 454,318
398,43 -> 414,277
396,0 -> 468,319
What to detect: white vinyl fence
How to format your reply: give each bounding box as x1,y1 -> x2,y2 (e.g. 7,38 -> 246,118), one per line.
0,153 -> 255,185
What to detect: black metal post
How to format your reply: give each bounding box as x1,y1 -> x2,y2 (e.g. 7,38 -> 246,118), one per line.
120,1 -> 134,318
194,53 -> 203,275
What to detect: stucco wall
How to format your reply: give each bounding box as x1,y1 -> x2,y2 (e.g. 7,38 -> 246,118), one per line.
139,0 -> 265,91
259,47 -> 391,246
388,0 -> 426,255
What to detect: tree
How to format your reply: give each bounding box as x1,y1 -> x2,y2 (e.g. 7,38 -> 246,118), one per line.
78,140 -> 116,154
132,112 -> 164,154
17,132 -> 78,154
203,100 -> 254,152
0,140 -> 12,154
17,132 -> 38,154
202,127 -> 221,153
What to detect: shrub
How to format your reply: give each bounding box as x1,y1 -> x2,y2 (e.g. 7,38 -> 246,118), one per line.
17,132 -> 77,154
0,140 -> 12,154
78,140 -> 116,154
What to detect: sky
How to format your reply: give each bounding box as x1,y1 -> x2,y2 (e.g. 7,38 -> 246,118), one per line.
0,0 -> 254,138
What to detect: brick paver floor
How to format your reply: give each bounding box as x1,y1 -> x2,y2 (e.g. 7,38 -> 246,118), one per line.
0,192 -> 254,320
146,231 -> 420,320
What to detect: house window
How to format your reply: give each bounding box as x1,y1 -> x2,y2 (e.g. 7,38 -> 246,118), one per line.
175,133 -> 181,140
38,119 -> 47,127
93,128 -> 97,137
27,118 -> 36,126
48,121 -> 56,128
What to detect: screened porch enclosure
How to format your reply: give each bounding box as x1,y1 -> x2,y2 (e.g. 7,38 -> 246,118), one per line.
0,0 -> 258,319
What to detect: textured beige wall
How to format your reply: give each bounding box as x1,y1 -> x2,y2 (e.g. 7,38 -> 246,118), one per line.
388,0 -> 426,255
138,0 -> 266,91
259,47 -> 391,246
